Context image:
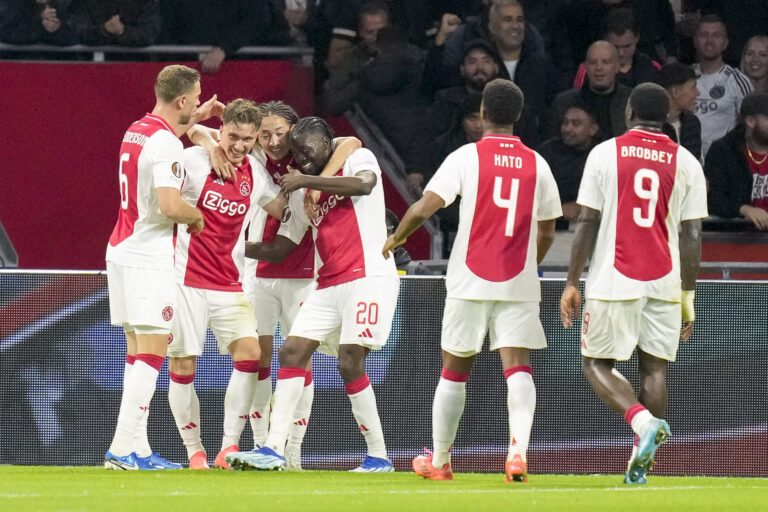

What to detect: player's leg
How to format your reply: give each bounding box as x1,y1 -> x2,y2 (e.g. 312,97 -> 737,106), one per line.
104,326 -> 141,469
338,276 -> 399,473
492,300 -> 547,483
168,356 -> 207,469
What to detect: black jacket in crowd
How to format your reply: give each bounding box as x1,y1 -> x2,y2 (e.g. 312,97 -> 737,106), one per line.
703,125 -> 753,218
663,111 -> 702,163
549,83 -> 632,141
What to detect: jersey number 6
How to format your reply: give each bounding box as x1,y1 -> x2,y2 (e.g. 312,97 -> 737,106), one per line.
119,152 -> 130,210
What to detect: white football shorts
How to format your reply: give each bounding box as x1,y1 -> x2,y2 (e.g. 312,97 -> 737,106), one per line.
580,297 -> 681,362
107,262 -> 175,333
244,277 -> 314,338
441,298 -> 547,357
288,275 -> 400,357
167,283 -> 259,357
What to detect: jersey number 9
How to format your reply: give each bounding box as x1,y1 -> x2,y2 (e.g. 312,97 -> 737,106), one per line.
632,168 -> 659,228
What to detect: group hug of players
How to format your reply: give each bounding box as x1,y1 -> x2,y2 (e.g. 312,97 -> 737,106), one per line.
103,64 -> 706,485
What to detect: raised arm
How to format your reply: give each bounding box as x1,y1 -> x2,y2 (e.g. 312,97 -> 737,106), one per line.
560,206 -> 601,328
382,191 -> 445,258
282,168 -> 378,197
679,218 -> 702,341
302,137 -> 364,218
244,235 -> 298,263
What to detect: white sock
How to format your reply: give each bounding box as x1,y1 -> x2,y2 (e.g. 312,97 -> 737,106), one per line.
108,355 -> 162,457
432,371 -> 468,467
249,367 -> 272,447
169,373 -> 204,459
506,367 -> 536,462
630,409 -> 654,437
265,368 -> 306,455
221,360 -> 259,450
132,359 -> 152,457
346,375 -> 387,460
287,378 -> 314,451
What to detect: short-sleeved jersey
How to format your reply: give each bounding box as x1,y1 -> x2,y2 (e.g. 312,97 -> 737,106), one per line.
106,114 -> 185,270
577,128 -> 708,301
243,149 -> 315,280
692,63 -> 753,157
425,134 -> 562,301
278,148 -> 397,289
175,147 -> 279,292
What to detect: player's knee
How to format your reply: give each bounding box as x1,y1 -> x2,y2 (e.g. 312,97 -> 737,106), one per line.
278,340 -> 307,367
337,352 -> 365,382
169,356 -> 196,375
230,338 -> 261,362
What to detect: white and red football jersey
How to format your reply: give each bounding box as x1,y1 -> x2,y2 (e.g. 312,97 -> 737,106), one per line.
578,128 -> 708,301
279,148 -> 397,289
425,134 -> 562,301
175,147 -> 280,291
106,114 -> 185,270
244,150 -> 315,280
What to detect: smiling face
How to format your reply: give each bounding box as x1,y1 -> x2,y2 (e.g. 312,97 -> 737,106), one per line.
694,21 -> 728,62
288,132 -> 332,176
743,38 -> 768,82
460,48 -> 499,90
219,122 -> 258,165
258,114 -> 293,161
489,4 -> 525,52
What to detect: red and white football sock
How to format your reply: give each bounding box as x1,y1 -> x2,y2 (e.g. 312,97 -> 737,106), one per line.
432,368 -> 469,467
287,370 -> 314,451
346,374 -> 387,459
169,372 -> 204,459
221,360 -> 259,450
264,367 -> 306,455
625,404 -> 654,436
505,365 -> 536,462
249,366 -> 272,447
108,353 -> 163,457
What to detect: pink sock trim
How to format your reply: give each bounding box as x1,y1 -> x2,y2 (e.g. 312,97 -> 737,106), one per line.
278,367 -> 306,380
305,369 -> 313,387
344,374 -> 370,395
503,365 -> 533,379
634,435 -> 640,447
441,367 -> 470,383
170,372 -> 195,385
233,360 -> 260,373
125,355 -> 136,365
135,353 -> 164,371
258,366 -> 271,381
624,404 -> 647,424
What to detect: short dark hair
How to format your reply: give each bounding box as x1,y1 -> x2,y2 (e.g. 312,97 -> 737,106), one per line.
482,79 -> 523,125
604,8 -> 638,38
697,13 -> 727,35
628,83 -> 670,124
258,101 -> 299,126
657,63 -> 697,89
358,1 -> 389,26
461,39 -> 497,65
565,101 -> 599,124
291,116 -> 335,143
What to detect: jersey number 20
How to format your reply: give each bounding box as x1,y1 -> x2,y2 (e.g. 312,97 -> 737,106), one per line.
633,169 -> 659,228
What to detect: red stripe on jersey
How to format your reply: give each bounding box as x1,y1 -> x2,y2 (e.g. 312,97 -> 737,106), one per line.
467,135 -> 536,282
313,171 -> 367,289
256,155 -> 315,279
108,115 -> 170,247
614,130 -> 676,281
184,159 -> 254,291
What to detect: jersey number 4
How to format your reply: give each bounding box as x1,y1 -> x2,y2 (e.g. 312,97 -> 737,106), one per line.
119,152 -> 130,210
633,169 -> 659,228
493,176 -> 520,237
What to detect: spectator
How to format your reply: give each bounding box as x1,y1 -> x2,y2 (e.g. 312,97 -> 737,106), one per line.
71,0 -> 160,47
161,0 -> 281,74
0,0 -> 80,45
689,0 -> 768,66
550,41 -> 631,140
741,35 -> 768,93
704,91 -> 768,230
538,103 -> 600,226
427,0 -> 549,122
573,9 -> 661,89
659,62 -> 703,161
692,14 -> 753,158
435,93 -> 484,163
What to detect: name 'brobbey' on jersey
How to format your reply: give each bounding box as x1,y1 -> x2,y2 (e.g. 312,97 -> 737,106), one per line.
577,128 -> 708,301
106,114 -> 185,270
278,148 -> 397,289
425,134 -> 561,302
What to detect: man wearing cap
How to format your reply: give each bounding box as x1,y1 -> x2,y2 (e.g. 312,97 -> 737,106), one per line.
704,91 -> 768,229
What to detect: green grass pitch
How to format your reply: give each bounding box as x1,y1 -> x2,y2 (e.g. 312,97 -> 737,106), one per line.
0,467 -> 765,512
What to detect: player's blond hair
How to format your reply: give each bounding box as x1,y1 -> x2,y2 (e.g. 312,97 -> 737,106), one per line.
154,65 -> 200,103
222,98 -> 262,128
